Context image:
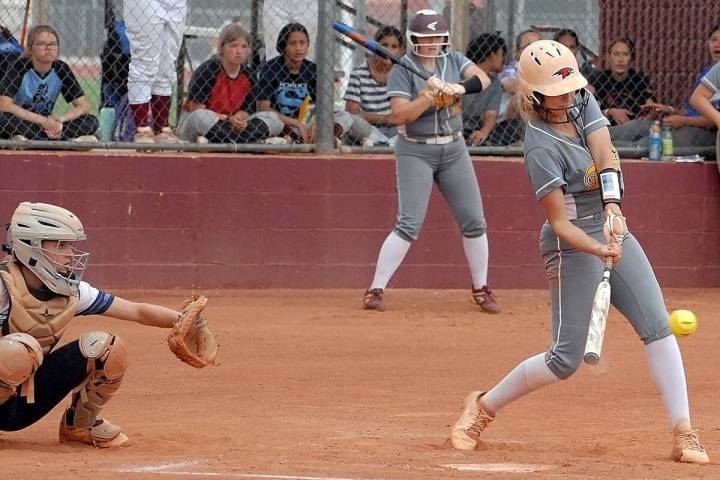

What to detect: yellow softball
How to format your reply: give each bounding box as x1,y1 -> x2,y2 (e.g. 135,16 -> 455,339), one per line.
669,310 -> 697,336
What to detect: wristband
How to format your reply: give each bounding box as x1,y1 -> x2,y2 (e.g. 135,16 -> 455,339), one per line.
460,75 -> 483,94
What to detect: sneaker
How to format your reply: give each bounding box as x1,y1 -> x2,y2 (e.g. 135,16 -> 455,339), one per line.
11,134 -> 28,142
154,127 -> 180,143
196,135 -> 209,144
450,390 -> 494,450
671,429 -> 709,464
264,136 -> 291,145
472,285 -> 501,313
363,288 -> 385,311
133,126 -> 155,143
59,411 -> 130,448
361,137 -> 374,148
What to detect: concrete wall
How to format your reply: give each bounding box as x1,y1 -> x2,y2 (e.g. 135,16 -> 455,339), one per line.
1,151 -> 718,289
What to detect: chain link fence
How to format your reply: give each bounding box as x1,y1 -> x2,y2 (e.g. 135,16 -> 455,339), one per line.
0,0 -> 716,157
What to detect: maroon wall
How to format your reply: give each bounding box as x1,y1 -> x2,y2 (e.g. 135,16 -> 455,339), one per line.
1,151 -> 718,289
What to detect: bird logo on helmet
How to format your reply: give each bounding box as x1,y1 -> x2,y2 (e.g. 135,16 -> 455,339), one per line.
407,9 -> 450,58
4,202 -> 90,296
517,40 -> 590,123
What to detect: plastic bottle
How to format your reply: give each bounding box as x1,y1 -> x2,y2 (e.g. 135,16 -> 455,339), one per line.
661,122 -> 674,160
99,106 -> 115,141
648,120 -> 662,161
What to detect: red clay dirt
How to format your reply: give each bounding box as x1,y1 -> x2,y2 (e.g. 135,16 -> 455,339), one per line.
1,288 -> 718,479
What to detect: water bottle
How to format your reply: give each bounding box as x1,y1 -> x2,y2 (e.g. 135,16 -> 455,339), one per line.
99,106 -> 115,141
661,122 -> 674,160
648,120 -> 662,161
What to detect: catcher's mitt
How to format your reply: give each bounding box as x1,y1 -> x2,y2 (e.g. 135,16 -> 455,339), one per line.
167,295 -> 218,368
419,88 -> 460,109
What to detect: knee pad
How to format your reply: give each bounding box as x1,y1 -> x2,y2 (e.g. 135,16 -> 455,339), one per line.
545,351 -> 582,380
0,333 -> 43,404
68,331 -> 128,429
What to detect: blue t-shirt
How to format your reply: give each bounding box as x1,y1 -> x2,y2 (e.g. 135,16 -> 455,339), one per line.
686,64 -> 720,116
256,56 -> 316,117
0,57 -> 83,116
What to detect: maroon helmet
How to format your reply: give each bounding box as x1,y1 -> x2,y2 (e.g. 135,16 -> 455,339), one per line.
407,9 -> 450,57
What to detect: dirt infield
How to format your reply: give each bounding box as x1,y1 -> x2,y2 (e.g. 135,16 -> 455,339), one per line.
1,288 -> 718,479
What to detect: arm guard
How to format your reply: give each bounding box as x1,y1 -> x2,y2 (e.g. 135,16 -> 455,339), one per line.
460,75 -> 484,94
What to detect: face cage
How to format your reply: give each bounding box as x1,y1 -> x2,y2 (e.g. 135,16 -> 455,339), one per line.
411,36 -> 450,57
40,242 -> 90,287
533,89 -> 590,124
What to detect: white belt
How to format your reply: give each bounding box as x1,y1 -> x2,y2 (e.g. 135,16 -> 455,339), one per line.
403,131 -> 462,145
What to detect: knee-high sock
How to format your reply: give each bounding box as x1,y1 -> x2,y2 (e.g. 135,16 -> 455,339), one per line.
370,231 -> 411,290
645,335 -> 690,429
463,234 -> 489,289
151,95 -> 171,132
130,102 -> 151,129
482,352 -> 560,415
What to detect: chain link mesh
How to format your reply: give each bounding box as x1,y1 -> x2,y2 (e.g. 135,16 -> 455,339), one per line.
0,0 -> 716,156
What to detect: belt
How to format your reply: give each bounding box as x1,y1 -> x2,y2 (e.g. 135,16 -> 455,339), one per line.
403,131 -> 462,145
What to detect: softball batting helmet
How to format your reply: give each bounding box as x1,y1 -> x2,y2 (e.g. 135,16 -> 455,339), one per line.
407,9 -> 450,58
6,202 -> 89,296
518,40 -> 589,122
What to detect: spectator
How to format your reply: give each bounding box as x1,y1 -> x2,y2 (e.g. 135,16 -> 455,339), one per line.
0,25 -> 98,142
553,28 -> 596,77
262,0 -> 318,62
609,24 -> 720,149
689,43 -> 720,168
176,24 -> 282,144
343,25 -> 403,146
256,22 -> 351,144
124,0 -> 186,143
463,32 -> 521,146
0,24 -> 22,74
587,36 -> 654,125
498,29 -> 541,121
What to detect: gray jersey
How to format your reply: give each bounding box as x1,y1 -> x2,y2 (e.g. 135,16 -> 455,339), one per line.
387,50 -> 473,138
523,93 -> 610,220
700,61 -> 720,96
462,78 -> 502,132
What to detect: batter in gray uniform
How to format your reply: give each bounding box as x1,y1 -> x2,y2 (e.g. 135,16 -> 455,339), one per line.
449,40 -> 709,464
362,10 -> 499,313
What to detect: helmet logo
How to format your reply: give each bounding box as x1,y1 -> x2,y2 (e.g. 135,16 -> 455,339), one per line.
427,21 -> 437,31
553,67 -> 574,79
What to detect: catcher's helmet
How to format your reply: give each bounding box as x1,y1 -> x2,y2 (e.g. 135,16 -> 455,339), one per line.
518,40 -> 589,122
6,202 -> 89,296
407,9 -> 450,58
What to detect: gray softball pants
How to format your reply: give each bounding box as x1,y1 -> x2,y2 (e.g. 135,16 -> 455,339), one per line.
539,213 -> 671,379
393,136 -> 487,242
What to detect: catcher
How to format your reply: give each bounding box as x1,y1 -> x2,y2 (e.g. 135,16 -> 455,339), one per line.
363,10 -> 499,312
0,201 -> 217,448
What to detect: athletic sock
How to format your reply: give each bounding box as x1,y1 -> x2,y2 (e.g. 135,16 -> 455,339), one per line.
482,352 -> 559,415
129,102 -> 151,129
463,234 -> 489,289
151,95 -> 171,133
369,231 -> 411,290
645,334 -> 691,429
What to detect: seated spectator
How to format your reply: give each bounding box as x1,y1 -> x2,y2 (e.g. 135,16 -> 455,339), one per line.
498,29 -> 541,121
343,25 -> 403,146
463,32 -> 521,146
608,24 -> 720,148
587,36 -> 654,125
0,24 -> 22,74
0,25 -> 98,142
689,38 -> 720,167
176,24 -> 282,144
553,28 -> 596,77
256,22 -> 351,144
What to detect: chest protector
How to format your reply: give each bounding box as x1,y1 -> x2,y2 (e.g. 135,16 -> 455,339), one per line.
0,261 -> 79,354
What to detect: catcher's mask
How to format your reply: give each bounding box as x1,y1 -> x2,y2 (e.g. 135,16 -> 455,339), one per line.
518,39 -> 589,123
5,202 -> 89,296
407,9 -> 450,58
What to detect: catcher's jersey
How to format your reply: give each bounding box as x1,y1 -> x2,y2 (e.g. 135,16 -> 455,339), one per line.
0,264 -> 114,329
387,50 -> 473,138
523,92 -> 611,220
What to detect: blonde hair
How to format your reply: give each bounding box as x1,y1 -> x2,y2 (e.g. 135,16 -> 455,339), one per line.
216,24 -> 250,59
512,90 -> 539,123
22,25 -> 59,58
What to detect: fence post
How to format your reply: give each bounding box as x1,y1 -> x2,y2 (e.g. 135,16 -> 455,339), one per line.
450,0 -> 470,52
315,0 -> 337,154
